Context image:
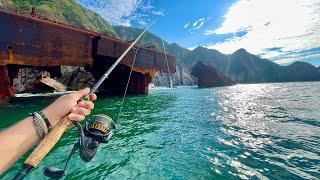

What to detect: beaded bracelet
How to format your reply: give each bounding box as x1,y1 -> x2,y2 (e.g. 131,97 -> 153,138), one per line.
34,112 -> 49,135
30,111 -> 51,140
31,114 -> 46,139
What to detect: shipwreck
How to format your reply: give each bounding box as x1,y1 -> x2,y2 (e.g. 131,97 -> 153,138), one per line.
0,9 -> 176,103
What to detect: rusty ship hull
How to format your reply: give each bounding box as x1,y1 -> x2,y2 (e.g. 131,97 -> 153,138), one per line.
0,9 -> 175,103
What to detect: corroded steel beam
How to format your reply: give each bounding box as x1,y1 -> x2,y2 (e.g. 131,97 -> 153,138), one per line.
0,9 -> 176,73
0,66 -> 14,104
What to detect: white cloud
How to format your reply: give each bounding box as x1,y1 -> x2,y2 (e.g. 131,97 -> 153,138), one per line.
184,22 -> 190,29
76,0 -> 163,26
274,53 -> 320,65
192,18 -> 206,30
152,10 -> 165,16
203,30 -> 215,35
187,46 -> 199,51
205,0 -> 320,64
184,18 -> 209,32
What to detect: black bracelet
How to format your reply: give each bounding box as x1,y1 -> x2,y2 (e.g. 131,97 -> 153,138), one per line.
38,111 -> 51,130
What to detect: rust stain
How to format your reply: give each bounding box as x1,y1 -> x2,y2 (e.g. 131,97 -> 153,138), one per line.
35,74 -> 67,92
0,9 -> 176,101
0,66 -> 14,100
0,9 -> 176,73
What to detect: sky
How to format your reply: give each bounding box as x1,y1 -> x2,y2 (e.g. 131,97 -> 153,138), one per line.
76,0 -> 320,67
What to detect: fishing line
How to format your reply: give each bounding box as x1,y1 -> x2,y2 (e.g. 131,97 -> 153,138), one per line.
162,40 -> 173,88
13,23 -> 152,180
117,37 -> 145,123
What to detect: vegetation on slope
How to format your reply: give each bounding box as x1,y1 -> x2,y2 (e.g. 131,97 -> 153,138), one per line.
1,0 -> 318,85
114,25 -> 193,85
115,26 -> 320,84
114,26 -> 190,59
0,0 -> 116,36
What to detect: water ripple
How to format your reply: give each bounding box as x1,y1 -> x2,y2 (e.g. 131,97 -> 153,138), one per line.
1,82 -> 319,179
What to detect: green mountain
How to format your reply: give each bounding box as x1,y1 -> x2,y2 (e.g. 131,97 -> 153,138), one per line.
186,47 -> 283,83
113,26 -> 190,62
1,0 -> 319,86
280,61 -> 320,82
115,26 -> 320,85
114,26 -> 193,85
185,47 -> 320,83
114,26 -> 167,51
0,0 -> 116,36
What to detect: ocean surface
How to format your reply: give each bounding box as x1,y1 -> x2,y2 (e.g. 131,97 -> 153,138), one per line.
1,82 -> 319,179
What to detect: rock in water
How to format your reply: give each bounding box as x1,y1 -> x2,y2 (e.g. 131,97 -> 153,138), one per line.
191,61 -> 234,88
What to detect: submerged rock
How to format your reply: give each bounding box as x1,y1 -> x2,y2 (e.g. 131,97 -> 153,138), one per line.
191,61 -> 234,88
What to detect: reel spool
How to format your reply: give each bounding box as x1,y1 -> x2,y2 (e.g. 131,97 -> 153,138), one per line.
44,115 -> 115,179
80,114 -> 115,162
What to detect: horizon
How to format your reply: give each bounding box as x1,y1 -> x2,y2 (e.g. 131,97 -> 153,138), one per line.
76,0 -> 320,67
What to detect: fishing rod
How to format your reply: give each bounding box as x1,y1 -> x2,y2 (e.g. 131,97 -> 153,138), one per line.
13,25 -> 151,180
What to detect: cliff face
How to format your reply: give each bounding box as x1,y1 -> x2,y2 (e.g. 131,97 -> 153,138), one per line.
173,47 -> 320,85
2,1 -> 319,87
113,26 -> 195,86
279,62 -> 320,82
185,47 -> 283,83
12,66 -> 95,93
114,26 -> 320,86
191,61 -> 233,88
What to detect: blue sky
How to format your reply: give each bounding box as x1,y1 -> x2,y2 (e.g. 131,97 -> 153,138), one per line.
77,0 -> 320,67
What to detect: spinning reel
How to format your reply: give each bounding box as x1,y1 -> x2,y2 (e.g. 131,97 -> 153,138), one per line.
44,115 -> 116,179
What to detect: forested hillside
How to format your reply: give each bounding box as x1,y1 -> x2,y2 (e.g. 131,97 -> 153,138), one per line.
0,0 -> 116,36
1,0 -> 319,86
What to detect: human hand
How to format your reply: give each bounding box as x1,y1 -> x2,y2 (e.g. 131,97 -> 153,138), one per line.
42,88 -> 97,127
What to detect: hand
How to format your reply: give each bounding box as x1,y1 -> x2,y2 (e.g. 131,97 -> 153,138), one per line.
42,88 -> 97,127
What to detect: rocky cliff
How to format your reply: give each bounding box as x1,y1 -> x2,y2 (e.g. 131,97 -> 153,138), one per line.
2,0 -> 319,88
279,62 -> 320,82
191,61 -> 234,88
114,27 -> 320,86
113,26 -> 194,86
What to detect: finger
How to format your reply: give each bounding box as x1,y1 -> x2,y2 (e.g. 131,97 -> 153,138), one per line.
77,101 -> 94,110
73,87 -> 90,100
71,107 -> 91,116
68,113 -> 85,121
90,94 -> 97,101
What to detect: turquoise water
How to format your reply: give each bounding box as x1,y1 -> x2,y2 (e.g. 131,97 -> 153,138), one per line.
1,82 -> 320,179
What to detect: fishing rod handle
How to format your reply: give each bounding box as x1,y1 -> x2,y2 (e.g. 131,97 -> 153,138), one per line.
24,116 -> 72,167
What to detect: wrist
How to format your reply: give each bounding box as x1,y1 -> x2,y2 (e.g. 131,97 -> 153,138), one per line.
42,107 -> 59,127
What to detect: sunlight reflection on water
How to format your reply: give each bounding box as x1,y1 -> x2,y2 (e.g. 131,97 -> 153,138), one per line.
1,82 -> 319,179
211,82 -> 320,179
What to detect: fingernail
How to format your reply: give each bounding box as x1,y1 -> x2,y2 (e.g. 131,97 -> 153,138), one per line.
68,114 -> 74,119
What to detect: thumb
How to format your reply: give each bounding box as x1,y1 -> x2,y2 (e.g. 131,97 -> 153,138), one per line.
74,87 -> 90,100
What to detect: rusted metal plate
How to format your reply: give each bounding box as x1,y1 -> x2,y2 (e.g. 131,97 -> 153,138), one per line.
0,66 -> 14,101
96,38 -> 176,72
35,74 -> 67,92
0,10 -> 92,66
0,9 -> 176,73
